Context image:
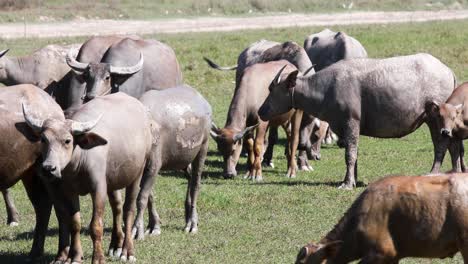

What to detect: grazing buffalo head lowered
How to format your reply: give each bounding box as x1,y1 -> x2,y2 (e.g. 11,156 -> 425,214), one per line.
22,102 -> 107,179
210,123 -> 258,178
295,241 -> 342,264
426,101 -> 464,138
258,65 -> 299,121
66,50 -> 144,102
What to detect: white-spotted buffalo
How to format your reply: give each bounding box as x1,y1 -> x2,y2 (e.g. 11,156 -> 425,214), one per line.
66,37 -> 182,109
0,84 -> 64,260
304,28 -> 368,71
259,53 -> 457,189
22,92 -> 154,263
296,173 -> 468,263
133,84 -> 211,239
426,81 -> 468,172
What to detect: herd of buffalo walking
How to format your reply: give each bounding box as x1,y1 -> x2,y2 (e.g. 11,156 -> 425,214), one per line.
1,28 -> 468,263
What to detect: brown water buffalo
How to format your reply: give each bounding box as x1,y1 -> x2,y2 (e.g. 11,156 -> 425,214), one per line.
297,117 -> 330,171
0,84 -> 64,260
66,37 -> 182,107
259,53 -> 457,189
211,60 -> 297,180
23,92 -> 154,263
133,84 -> 211,239
426,82 -> 468,172
304,28 -> 368,71
296,173 -> 468,263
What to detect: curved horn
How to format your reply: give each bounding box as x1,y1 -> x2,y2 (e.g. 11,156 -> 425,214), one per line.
22,102 -> 44,133
302,64 -> 315,76
0,49 -> 9,58
70,114 -> 103,135
203,57 -> 237,71
66,49 -> 89,72
110,53 -> 144,75
233,123 -> 259,143
272,65 -> 288,85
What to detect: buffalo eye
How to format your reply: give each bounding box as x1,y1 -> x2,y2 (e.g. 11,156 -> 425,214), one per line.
64,138 -> 72,145
105,75 -> 111,81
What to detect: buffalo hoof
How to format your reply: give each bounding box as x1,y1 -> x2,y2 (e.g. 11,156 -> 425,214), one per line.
262,161 -> 274,168
8,221 -> 18,227
132,225 -> 145,240
184,220 -> 198,234
108,247 -> 122,258
146,226 -> 161,236
120,255 -> 136,262
338,182 -> 355,190
300,165 -> 314,172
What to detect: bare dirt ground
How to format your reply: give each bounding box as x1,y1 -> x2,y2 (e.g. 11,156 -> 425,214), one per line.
1,10 -> 468,39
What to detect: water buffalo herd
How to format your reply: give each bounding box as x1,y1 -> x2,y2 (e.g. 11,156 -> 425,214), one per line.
0,28 -> 468,263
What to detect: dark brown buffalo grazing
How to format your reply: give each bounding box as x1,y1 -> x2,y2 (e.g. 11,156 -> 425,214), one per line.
133,85 -> 211,239
259,53 -> 456,189
296,173 -> 468,263
66,37 -> 182,108
0,84 -> 64,260
211,60 -> 297,180
23,92 -> 154,263
426,82 -> 468,172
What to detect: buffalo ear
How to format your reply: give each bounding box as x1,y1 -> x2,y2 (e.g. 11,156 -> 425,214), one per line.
425,101 -> 440,116
316,241 -> 342,259
285,70 -> 299,90
74,132 -> 107,149
455,103 -> 464,115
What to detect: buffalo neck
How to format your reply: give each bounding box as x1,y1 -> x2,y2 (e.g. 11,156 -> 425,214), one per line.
63,146 -> 84,179
295,50 -> 314,74
293,74 -> 327,116
224,85 -> 248,131
4,56 -> 33,85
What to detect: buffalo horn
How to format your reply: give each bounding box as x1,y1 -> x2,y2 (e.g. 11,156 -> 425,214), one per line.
272,65 -> 288,85
66,50 -> 89,72
0,49 -> 9,58
22,102 -> 44,133
109,53 -> 144,75
233,123 -> 259,143
70,114 -> 103,135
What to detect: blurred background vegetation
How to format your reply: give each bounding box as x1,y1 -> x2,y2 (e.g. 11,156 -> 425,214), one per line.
0,0 -> 466,22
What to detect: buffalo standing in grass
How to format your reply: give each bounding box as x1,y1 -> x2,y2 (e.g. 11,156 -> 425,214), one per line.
133,85 -> 211,239
23,92 -> 154,263
296,173 -> 468,263
259,53 -> 457,189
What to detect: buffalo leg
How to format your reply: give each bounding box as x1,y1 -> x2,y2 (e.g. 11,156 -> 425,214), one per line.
133,155 -> 162,240
23,172 -> 52,261
287,110 -> 303,178
427,121 -> 450,173
262,127 -> 278,168
244,136 -> 255,179
108,190 -> 124,257
448,139 -> 463,172
298,150 -> 313,171
120,180 -> 139,262
90,187 -> 107,264
252,122 -> 268,181
2,189 -> 19,226
339,119 -> 359,190
185,138 -> 208,233
66,195 -> 83,263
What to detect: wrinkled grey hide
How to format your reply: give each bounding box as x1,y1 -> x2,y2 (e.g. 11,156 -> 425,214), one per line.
133,84 -> 212,239
304,29 -> 368,71
259,53 -> 456,189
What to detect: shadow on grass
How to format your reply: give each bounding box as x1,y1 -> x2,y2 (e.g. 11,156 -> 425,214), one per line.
256,180 -> 367,188
0,252 -> 55,264
2,226 -> 114,242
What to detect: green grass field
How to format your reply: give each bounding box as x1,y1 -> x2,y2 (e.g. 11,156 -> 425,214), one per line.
0,0 -> 465,22
1,20 -> 468,263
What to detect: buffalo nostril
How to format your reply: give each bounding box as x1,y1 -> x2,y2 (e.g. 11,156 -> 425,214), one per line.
43,165 -> 56,172
441,129 -> 451,137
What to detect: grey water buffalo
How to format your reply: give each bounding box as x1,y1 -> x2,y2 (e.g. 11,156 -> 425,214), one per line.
23,92 -> 154,263
259,53 -> 456,189
206,40 -> 319,178
296,173 -> 468,263
0,84 -> 64,260
426,82 -> 468,172
297,117 -> 330,171
304,28 -> 368,71
66,37 -> 182,109
211,60 -> 298,180
133,84 -> 211,239
0,44 -> 80,226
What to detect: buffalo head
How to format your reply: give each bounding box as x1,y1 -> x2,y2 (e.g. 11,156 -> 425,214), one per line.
295,241 -> 342,264
22,102 -> 107,180
426,101 -> 464,138
258,65 -> 299,121
66,50 -> 144,102
210,122 -> 258,179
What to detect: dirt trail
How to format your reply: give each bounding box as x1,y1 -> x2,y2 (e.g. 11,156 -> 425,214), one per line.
1,10 -> 468,39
